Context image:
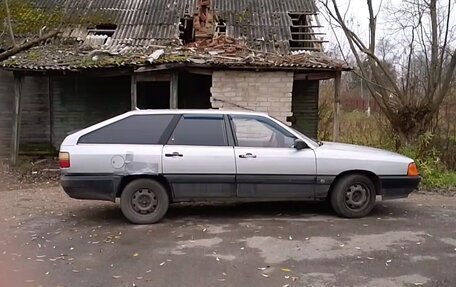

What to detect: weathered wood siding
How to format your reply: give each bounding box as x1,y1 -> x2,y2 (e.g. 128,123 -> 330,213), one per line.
51,76 -> 131,148
292,80 -> 320,139
20,76 -> 51,152
0,71 -> 14,156
0,73 -> 131,155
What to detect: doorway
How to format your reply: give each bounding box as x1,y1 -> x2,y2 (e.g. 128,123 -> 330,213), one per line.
137,81 -> 170,109
178,72 -> 212,109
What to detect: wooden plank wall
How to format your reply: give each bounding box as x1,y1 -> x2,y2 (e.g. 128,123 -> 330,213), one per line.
0,71 -> 14,157
51,76 -> 131,149
292,80 -> 320,139
19,76 -> 51,152
0,73 -> 131,156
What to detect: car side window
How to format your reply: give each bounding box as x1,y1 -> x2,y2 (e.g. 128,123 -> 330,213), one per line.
168,115 -> 227,146
78,114 -> 174,145
231,116 -> 296,148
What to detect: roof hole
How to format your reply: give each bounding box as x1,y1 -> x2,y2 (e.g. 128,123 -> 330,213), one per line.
179,14 -> 195,44
88,24 -> 118,37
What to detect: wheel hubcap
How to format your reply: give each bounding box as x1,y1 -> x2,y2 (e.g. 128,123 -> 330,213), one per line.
131,189 -> 158,214
345,184 -> 369,211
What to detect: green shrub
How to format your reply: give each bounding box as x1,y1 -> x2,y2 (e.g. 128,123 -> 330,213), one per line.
320,111 -> 456,190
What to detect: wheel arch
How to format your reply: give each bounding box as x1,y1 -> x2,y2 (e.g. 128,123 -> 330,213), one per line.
116,175 -> 173,201
327,170 -> 381,198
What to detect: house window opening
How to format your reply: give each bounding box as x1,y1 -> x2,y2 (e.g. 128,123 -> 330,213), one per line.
288,12 -> 324,51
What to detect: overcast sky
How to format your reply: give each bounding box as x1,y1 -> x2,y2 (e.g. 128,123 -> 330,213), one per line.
317,0 -> 456,56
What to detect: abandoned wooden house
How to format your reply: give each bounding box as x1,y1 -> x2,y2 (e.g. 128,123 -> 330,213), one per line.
0,0 -> 349,163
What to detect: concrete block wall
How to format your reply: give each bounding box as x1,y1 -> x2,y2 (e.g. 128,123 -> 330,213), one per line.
210,71 -> 294,124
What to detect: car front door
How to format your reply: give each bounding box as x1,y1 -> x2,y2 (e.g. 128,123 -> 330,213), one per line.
162,114 -> 236,199
230,115 -> 317,199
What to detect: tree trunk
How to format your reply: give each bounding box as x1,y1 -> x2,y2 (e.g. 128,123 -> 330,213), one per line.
392,105 -> 436,148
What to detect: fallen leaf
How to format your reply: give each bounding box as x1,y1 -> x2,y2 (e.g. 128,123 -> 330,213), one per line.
261,273 -> 269,278
133,253 -> 139,257
217,279 -> 226,282
282,285 -> 290,287
281,268 -> 291,272
112,275 -> 121,279
339,244 -> 345,247
160,261 -> 166,266
257,267 -> 268,270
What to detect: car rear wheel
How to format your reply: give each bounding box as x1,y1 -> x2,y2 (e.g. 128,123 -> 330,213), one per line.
330,174 -> 376,218
120,179 -> 169,224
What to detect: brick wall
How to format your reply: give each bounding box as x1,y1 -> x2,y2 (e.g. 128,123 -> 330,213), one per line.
210,71 -> 294,124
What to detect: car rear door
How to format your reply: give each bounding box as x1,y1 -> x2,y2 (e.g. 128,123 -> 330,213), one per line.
230,115 -> 317,199
162,114 -> 236,199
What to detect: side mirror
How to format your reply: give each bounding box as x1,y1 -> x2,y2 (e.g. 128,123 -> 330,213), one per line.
294,139 -> 308,150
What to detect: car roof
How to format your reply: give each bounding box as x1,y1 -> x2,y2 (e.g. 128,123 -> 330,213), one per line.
126,109 -> 268,117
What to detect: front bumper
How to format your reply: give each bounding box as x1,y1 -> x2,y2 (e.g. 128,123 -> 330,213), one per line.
379,176 -> 421,200
61,175 -> 121,202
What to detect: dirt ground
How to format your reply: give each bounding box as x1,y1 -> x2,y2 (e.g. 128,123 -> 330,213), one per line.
0,172 -> 455,287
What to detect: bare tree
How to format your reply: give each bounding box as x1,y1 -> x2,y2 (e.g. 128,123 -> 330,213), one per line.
321,0 -> 456,146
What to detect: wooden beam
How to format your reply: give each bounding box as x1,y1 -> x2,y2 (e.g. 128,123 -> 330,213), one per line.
131,74 -> 137,110
294,72 -> 336,81
333,71 -> 341,142
48,75 -> 54,149
135,73 -> 171,82
170,72 -> 179,109
10,74 -> 23,165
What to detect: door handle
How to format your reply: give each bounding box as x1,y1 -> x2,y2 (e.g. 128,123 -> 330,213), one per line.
239,153 -> 257,159
165,152 -> 183,158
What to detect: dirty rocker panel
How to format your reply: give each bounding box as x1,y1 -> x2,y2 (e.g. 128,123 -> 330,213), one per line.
165,174 -> 237,198
236,174 -> 316,198
61,174 -> 122,202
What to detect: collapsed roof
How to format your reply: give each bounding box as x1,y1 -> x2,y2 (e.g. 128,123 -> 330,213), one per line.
1,0 -> 350,72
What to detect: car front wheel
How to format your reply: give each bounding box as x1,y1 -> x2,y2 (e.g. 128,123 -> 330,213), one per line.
120,179 -> 169,224
330,174 -> 376,218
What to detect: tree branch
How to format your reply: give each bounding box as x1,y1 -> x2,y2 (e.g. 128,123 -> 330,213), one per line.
0,30 -> 59,62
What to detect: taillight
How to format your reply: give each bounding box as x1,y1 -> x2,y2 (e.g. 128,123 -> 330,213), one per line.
59,152 -> 70,168
407,162 -> 419,176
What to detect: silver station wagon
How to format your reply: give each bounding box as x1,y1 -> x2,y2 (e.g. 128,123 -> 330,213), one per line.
59,110 -> 420,224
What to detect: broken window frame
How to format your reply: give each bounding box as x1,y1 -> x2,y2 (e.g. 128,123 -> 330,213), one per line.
288,12 -> 325,51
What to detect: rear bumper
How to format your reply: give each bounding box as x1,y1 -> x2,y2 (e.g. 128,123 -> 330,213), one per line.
61,175 -> 121,202
379,176 -> 421,200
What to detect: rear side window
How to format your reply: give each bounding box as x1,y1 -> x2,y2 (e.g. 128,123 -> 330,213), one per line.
78,114 -> 174,144
168,115 -> 227,146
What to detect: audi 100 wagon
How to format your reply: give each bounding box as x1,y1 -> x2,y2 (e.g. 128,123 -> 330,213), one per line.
59,110 -> 420,224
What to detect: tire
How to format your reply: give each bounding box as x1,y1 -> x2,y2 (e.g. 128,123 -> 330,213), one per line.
120,179 -> 169,224
330,174 -> 376,218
